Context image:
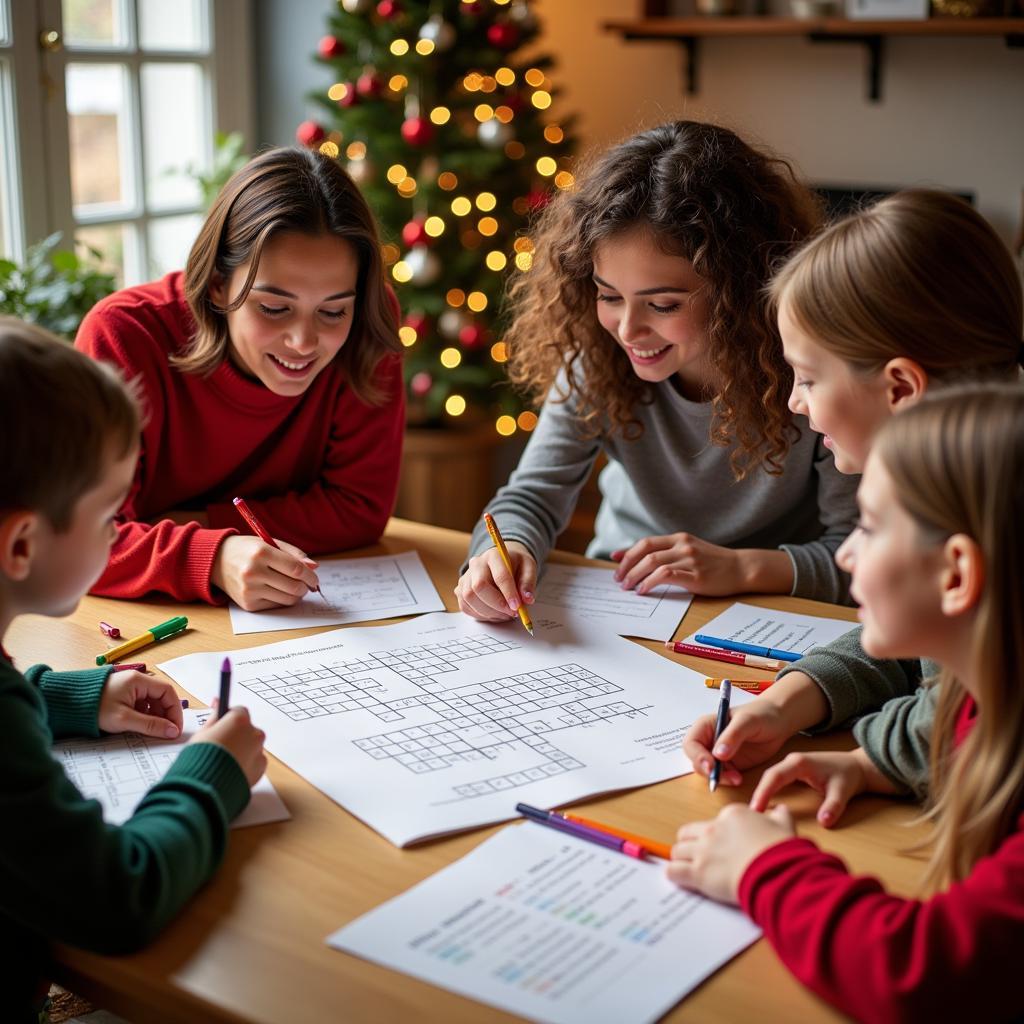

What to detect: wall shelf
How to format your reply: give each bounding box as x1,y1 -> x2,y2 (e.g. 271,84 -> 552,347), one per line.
603,17 -> 1024,101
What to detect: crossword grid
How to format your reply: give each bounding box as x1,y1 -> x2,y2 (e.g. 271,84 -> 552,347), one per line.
236,633 -> 653,800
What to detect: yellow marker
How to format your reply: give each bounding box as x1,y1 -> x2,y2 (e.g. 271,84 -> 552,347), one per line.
96,615 -> 188,665
482,513 -> 534,636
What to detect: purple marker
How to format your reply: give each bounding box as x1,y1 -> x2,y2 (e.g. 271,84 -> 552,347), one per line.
218,657 -> 231,718
516,803 -> 644,859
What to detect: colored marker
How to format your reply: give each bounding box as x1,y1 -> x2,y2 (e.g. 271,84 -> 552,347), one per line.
218,657 -> 232,719
180,699 -> 189,709
99,621 -> 121,639
96,616 -> 188,666
232,496 -> 324,599
664,640 -> 784,672
560,813 -> 672,860
516,803 -> 644,858
111,662 -> 148,673
693,633 -> 802,663
704,677 -> 774,694
709,679 -> 732,794
483,513 -> 534,637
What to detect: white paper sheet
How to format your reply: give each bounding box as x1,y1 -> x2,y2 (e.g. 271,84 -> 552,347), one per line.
228,550 -> 446,634
531,563 -> 693,641
328,822 -> 760,1024
160,612 -> 748,847
685,601 -> 856,658
54,708 -> 290,829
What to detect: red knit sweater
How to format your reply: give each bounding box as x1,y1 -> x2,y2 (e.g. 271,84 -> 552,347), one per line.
739,699 -> 1024,1023
75,272 -> 405,603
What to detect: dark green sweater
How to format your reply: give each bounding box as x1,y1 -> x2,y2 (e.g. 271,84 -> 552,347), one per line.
0,654 -> 250,1023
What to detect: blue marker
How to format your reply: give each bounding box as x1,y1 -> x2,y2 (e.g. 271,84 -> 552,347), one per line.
693,633 -> 802,663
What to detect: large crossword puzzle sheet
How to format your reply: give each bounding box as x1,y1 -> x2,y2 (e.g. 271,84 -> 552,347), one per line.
161,613 -> 741,846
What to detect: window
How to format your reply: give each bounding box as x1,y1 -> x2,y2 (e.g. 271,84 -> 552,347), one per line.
1,0 -> 252,281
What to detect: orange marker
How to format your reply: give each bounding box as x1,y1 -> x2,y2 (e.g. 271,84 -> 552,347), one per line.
560,813 -> 672,860
704,677 -> 775,694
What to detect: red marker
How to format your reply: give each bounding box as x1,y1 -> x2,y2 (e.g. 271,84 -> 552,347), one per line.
664,640 -> 785,672
232,496 -> 323,597
99,621 -> 121,639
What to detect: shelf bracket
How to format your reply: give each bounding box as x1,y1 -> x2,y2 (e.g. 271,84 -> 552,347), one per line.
807,32 -> 884,103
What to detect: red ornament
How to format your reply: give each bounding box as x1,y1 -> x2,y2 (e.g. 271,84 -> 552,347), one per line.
338,82 -> 360,108
317,35 -> 346,59
356,71 -> 384,98
401,217 -> 430,248
460,1 -> 483,13
458,323 -> 488,350
410,371 -> 433,397
487,22 -> 520,50
400,116 -> 435,147
296,120 -> 326,147
376,0 -> 401,18
504,91 -> 526,114
403,311 -> 429,335
526,188 -> 550,212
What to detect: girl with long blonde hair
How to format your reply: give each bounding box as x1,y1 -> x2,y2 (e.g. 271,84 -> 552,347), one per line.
685,189 -> 1024,792
670,384 -> 1024,1022
457,121 -> 859,621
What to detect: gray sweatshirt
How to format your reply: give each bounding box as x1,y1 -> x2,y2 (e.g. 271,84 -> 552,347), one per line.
467,378 -> 859,604
779,624 -> 939,798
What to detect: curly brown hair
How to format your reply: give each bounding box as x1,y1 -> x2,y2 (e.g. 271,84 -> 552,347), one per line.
506,121 -> 823,478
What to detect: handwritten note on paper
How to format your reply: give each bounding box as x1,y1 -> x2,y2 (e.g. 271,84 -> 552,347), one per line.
531,563 -> 693,641
228,550 -> 446,634
54,709 -> 289,829
685,602 -> 855,656
328,822 -> 760,1024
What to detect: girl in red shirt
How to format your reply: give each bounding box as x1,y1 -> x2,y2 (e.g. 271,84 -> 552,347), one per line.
669,385 -> 1024,1023
76,147 -> 404,610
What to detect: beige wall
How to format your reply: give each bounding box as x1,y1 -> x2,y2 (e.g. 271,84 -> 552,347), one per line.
534,1 -> 1024,244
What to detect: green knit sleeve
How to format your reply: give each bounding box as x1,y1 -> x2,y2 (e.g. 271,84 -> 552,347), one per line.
25,664 -> 113,739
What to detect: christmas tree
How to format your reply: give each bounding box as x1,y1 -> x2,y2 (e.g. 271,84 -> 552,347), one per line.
297,0 -> 576,437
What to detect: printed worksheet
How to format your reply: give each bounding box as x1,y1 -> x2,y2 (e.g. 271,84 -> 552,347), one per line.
229,550 -> 446,634
54,708 -> 290,829
328,822 -> 760,1024
685,602 -> 856,657
161,612 -> 749,847
531,563 -> 693,641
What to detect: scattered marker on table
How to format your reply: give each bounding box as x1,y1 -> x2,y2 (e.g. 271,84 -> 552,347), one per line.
111,662 -> 149,673
180,699 -> 189,709
99,621 -> 121,639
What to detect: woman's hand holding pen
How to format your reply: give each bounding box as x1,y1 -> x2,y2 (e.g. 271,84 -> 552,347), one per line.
750,748 -> 899,828
611,533 -> 794,596
100,671 -> 184,739
667,803 -> 796,905
456,541 -> 537,622
211,535 -> 321,611
190,704 -> 267,787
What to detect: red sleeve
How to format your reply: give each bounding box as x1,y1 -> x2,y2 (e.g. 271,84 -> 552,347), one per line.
738,828 -> 1024,1023
76,299 -> 237,603
205,354 -> 406,555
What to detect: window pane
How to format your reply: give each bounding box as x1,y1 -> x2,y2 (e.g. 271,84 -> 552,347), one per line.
148,213 -> 202,277
0,0 -> 10,47
141,63 -> 205,210
67,63 -> 135,215
76,222 -> 132,287
139,0 -> 207,52
62,0 -> 127,49
0,60 -> 14,258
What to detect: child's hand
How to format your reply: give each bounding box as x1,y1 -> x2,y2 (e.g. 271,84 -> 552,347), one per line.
212,535 -> 321,611
100,670 -> 184,739
667,803 -> 796,904
611,532 -> 745,596
683,700 -> 794,788
749,748 -> 893,827
455,541 -> 537,622
188,704 -> 267,787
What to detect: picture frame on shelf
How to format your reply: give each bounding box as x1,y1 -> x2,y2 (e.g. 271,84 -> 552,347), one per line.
846,0 -> 930,17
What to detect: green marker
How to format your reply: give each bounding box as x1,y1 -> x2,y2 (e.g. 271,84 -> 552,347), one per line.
96,615 -> 188,666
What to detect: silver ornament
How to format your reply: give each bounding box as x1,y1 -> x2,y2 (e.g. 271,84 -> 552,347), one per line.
477,118 -> 513,149
346,158 -> 375,185
418,15 -> 456,51
341,0 -> 373,12
438,308 -> 470,339
406,245 -> 442,286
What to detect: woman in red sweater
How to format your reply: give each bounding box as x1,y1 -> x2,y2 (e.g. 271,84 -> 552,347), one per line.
76,147 -> 404,609
668,385 -> 1024,1023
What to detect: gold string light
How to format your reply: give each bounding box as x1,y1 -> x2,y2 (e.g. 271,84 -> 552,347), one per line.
445,395 -> 467,416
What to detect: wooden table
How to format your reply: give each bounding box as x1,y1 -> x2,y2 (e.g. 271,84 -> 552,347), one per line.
8,519 -> 928,1024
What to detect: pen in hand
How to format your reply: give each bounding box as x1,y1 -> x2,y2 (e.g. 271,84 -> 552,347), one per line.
709,678 -> 732,793
217,657 -> 232,719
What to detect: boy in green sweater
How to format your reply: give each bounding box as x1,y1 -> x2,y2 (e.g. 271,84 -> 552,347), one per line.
0,318 -> 267,1022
